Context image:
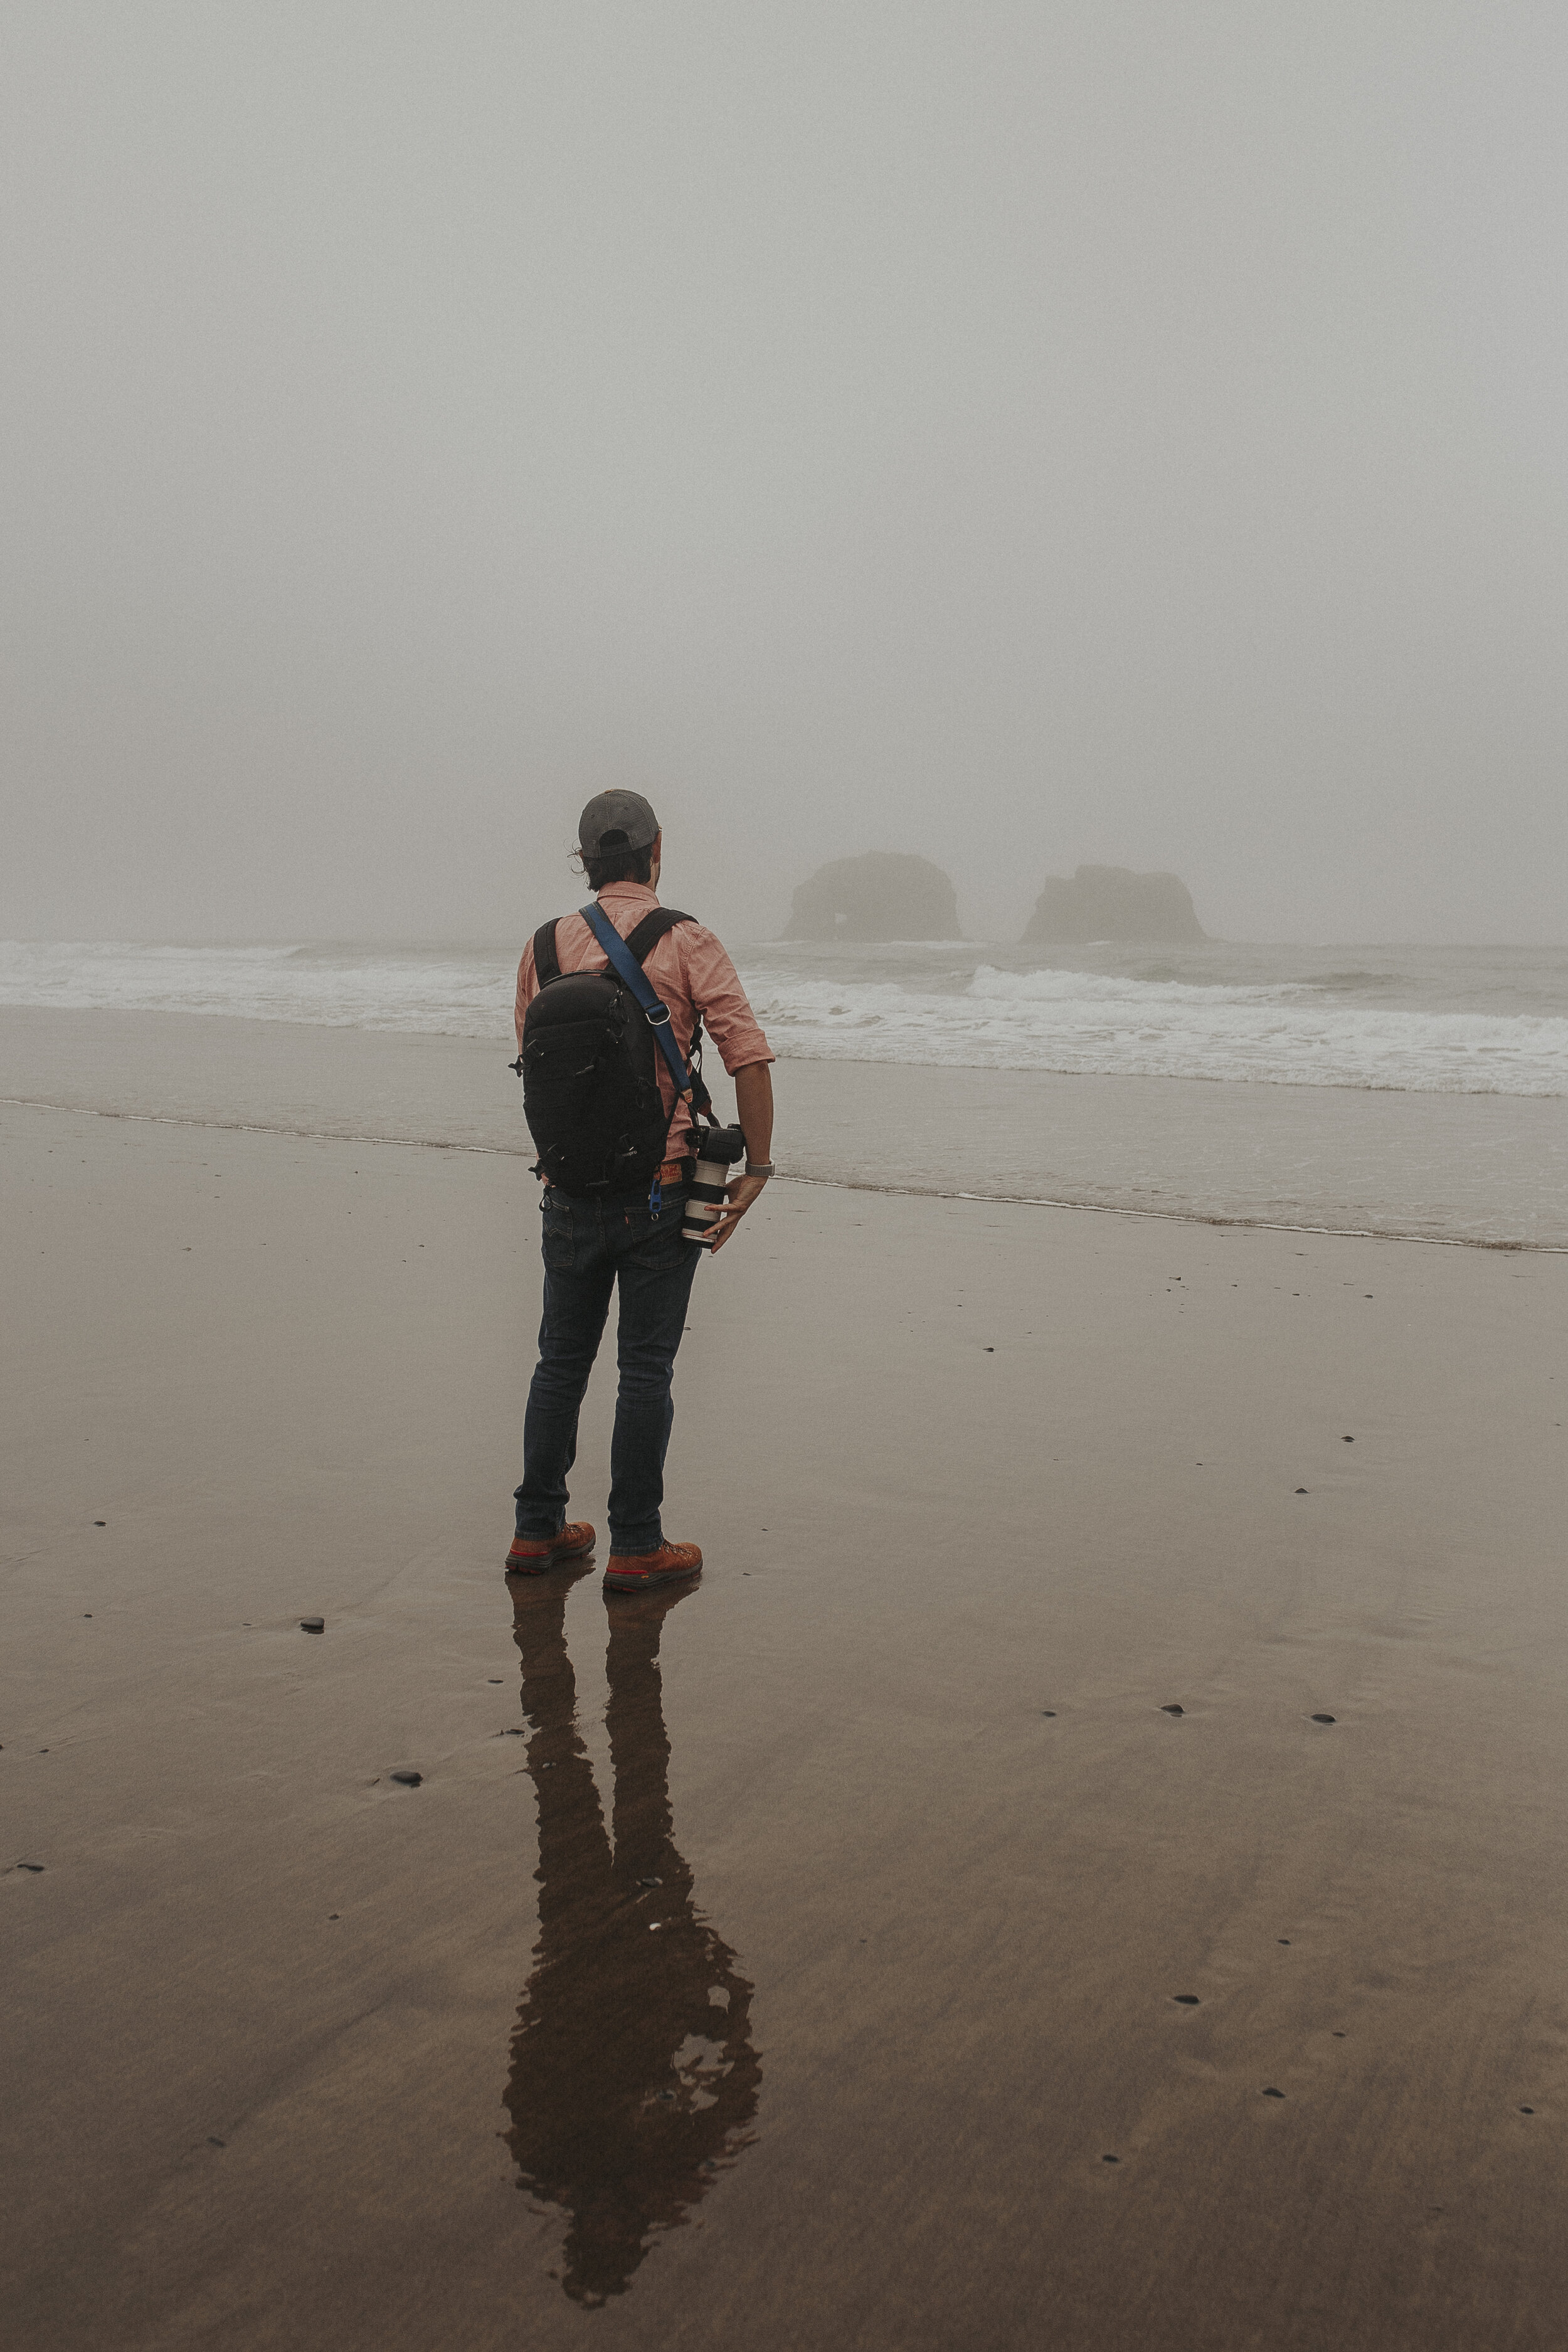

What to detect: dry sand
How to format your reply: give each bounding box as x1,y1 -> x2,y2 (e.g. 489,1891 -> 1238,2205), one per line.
4,1097 -> 1567,2349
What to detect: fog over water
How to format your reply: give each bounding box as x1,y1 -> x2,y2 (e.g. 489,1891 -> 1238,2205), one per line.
4,4 -> 1567,950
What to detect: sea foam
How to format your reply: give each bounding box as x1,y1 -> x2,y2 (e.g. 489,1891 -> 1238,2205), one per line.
748,964 -> 1568,1093
3,936 -> 1567,1096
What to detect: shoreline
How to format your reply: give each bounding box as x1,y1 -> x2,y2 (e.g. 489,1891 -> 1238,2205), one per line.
3,1087 -> 1564,1253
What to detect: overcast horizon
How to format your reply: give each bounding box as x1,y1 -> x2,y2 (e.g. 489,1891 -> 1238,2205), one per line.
9,920 -> 1568,953
4,3 -> 1567,951
11,917 -> 1568,956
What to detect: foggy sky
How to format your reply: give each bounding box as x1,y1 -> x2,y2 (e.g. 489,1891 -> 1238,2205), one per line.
3,3 -> 1566,947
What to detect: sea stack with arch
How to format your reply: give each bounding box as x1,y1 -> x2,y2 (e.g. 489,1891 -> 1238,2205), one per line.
1022,865 -> 1206,945
785,852 -> 961,941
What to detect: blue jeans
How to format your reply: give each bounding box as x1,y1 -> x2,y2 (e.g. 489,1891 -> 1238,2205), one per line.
515,1184 -> 702,1556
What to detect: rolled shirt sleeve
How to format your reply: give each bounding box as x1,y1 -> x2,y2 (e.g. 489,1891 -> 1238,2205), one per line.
677,924 -> 773,1074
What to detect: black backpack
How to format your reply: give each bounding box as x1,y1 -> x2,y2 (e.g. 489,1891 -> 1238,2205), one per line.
515,908 -> 712,1197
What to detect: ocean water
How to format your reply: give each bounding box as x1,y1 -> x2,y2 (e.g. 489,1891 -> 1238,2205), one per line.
4,936 -> 1568,1095
744,941 -> 1568,1096
3,937 -> 1566,1245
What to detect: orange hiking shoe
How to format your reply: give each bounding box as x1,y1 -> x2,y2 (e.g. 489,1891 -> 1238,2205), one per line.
603,1540 -> 703,1594
505,1522 -> 596,1576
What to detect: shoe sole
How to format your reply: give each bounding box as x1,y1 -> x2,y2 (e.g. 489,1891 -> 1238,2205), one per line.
602,1560 -> 702,1593
504,1535 -> 596,1576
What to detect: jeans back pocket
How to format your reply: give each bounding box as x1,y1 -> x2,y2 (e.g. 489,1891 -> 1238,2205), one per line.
541,1194 -> 577,1272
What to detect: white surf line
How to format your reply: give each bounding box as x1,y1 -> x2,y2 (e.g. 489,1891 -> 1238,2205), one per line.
4,1093 -> 1564,1254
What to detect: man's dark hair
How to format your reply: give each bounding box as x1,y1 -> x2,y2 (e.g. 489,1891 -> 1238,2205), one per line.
578,830 -> 654,891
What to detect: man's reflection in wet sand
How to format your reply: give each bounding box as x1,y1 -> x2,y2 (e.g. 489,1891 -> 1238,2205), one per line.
504,1572 -> 761,2306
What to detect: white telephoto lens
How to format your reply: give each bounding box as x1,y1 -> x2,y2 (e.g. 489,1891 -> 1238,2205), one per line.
681,1154 -> 731,1247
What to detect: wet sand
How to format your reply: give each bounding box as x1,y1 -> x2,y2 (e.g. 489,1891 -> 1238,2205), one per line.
6,1001 -> 1567,1242
4,1098 -> 1567,2349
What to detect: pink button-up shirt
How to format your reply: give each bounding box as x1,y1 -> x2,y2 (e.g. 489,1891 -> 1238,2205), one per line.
514,882 -> 773,1164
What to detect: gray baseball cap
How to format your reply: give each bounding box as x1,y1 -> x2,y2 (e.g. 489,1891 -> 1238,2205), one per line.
578,788 -> 660,857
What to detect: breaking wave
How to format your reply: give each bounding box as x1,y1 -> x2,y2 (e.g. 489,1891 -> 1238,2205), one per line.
3,937 -> 1567,1096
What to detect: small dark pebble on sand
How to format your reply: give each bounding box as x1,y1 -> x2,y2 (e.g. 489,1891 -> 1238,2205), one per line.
1173,1994 -> 1200,2006
94,1520 -> 106,1527
1263,2087 -> 1285,2099
1311,1713 -> 1337,1724
1041,1709 -> 1056,1717
1343,1435 -> 1354,1442
1278,1939 -> 1291,1945
1520,2106 -> 1535,2114
1333,2032 -> 1346,2038
488,1678 -> 504,1683
390,1769 -> 422,1786
328,1914 -> 339,1920
1101,2154 -> 1120,2164
1295,1487 -> 1308,1494
502,1727 -> 524,1735
1161,1703 -> 1185,1716
300,1618 -> 324,1633
208,2137 -> 226,2148
17,1863 -> 45,1873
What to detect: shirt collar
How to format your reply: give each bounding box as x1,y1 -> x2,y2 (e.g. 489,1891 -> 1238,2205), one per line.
595,882 -> 659,907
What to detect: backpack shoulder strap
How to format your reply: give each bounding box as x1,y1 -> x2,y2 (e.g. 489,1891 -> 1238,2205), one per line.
531,919 -> 563,988
603,908 -> 715,1121
622,907 -> 694,965
580,901 -> 701,1106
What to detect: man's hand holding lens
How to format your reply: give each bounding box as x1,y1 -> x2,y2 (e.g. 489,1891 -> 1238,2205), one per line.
706,1167 -> 769,1254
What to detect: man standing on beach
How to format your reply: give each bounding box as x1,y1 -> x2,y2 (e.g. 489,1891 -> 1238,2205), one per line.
507,790 -> 775,1596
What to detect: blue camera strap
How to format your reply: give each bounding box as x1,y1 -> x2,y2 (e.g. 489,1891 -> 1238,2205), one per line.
580,901 -> 695,1101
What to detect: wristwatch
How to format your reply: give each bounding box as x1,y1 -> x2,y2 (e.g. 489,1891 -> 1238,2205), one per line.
744,1160 -> 775,1177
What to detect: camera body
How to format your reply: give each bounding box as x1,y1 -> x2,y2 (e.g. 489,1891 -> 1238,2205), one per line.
681,1123 -> 746,1248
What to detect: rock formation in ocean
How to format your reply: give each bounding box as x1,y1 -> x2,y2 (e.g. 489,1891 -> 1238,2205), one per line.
784,852 -> 961,941
1022,864 -> 1206,944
